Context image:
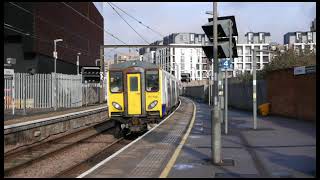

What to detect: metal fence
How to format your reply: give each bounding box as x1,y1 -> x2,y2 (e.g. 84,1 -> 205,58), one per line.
4,73 -> 83,111
54,73 -> 83,108
82,83 -> 100,106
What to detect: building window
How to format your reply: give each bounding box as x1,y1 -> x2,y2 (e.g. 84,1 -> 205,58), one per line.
237,46 -> 243,55
190,34 -> 194,42
237,63 -> 243,69
254,55 -> 259,62
196,64 -> 200,70
198,56 -> 200,63
259,33 -> 265,43
296,32 -> 302,43
180,35 -> 184,41
257,63 -> 261,70
262,46 -> 268,55
245,46 -> 251,55
307,32 -> 313,42
245,63 -> 252,69
181,49 -> 185,55
245,56 -> 252,62
205,36 -> 208,42
248,33 -> 253,44
237,57 -> 243,62
254,46 -> 260,51
263,56 -> 269,62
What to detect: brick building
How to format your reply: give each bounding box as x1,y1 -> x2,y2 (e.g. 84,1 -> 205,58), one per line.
4,2 -> 103,74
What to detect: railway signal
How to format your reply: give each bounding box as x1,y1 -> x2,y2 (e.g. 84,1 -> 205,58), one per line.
82,66 -> 101,83
201,16 -> 238,59
202,11 -> 238,164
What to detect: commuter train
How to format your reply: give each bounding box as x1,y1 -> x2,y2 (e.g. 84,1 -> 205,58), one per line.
107,60 -> 181,136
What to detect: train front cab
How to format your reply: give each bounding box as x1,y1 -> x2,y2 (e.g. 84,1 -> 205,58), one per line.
108,68 -> 163,121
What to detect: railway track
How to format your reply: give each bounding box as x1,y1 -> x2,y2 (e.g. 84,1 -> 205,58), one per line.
4,119 -> 124,178
4,104 -> 179,178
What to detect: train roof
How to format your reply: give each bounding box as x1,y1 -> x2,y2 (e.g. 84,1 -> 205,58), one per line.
109,60 -> 159,70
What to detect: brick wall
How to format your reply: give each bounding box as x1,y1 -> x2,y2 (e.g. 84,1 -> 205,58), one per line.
266,68 -> 316,121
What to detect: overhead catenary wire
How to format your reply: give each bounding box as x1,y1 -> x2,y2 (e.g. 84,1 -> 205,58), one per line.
8,2 -> 123,57
61,2 -> 134,56
108,2 -> 165,38
9,1 -> 124,56
4,23 -> 99,59
8,2 -> 89,46
107,2 -> 150,44
61,2 -> 128,45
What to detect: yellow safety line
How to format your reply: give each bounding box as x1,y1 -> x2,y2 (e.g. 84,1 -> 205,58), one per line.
159,99 -> 196,178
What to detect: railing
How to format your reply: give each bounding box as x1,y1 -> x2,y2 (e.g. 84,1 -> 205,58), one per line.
4,73 -> 83,110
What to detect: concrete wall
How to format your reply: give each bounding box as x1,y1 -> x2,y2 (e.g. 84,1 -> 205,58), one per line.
183,85 -> 207,101
266,68 -> 316,121
4,107 -> 109,153
228,80 -> 267,111
183,80 -> 267,111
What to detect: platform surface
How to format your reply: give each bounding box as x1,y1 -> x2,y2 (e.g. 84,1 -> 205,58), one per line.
82,97 -> 195,178
80,98 -> 316,178
167,101 -> 316,178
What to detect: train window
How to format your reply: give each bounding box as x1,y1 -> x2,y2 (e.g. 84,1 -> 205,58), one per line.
110,71 -> 123,93
146,70 -> 159,92
130,77 -> 138,91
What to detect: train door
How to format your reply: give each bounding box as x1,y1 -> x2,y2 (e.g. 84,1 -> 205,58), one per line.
127,73 -> 141,115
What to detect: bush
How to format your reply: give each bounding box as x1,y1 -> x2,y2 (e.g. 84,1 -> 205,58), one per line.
264,48 -> 316,72
235,49 -> 316,82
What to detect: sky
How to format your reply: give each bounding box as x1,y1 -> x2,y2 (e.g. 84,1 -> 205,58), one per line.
93,2 -> 316,59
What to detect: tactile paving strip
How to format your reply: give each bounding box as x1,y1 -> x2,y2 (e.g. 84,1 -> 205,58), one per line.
129,149 -> 169,177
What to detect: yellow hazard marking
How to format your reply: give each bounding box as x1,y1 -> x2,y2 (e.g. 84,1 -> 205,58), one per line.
159,99 -> 197,178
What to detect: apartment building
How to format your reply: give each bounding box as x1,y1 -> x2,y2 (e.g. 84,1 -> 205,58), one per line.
283,31 -> 316,53
140,33 -> 210,81
114,52 -> 140,64
232,32 -> 272,76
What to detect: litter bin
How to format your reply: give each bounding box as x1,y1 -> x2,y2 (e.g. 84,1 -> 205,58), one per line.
258,103 -> 270,116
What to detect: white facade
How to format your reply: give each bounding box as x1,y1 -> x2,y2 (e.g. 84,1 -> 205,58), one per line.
283,31 -> 316,53
232,43 -> 272,76
140,33 -> 209,81
143,45 -> 208,81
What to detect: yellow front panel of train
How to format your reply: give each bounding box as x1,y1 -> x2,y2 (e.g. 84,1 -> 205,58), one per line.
127,73 -> 141,115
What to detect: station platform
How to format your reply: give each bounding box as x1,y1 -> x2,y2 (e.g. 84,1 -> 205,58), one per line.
4,103 -> 108,126
167,101 -> 316,178
79,97 -> 195,178
78,97 -> 316,178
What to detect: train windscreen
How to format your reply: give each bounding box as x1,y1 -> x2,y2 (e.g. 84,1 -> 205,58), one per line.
146,70 -> 159,92
110,71 -> 123,93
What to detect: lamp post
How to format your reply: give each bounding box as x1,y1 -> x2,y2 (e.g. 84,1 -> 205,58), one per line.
77,52 -> 81,75
211,2 -> 221,164
174,63 -> 180,80
251,47 -> 276,129
23,68 -> 36,115
191,66 -> 197,81
5,58 -> 16,115
53,39 -> 63,111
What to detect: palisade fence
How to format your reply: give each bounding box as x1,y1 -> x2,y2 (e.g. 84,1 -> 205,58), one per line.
4,73 -> 102,111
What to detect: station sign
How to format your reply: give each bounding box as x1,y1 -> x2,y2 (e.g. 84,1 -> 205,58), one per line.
220,59 -> 232,69
294,65 -> 316,76
4,68 -> 14,75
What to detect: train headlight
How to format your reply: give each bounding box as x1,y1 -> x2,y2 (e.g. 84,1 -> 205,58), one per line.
112,102 -> 122,110
148,100 -> 158,109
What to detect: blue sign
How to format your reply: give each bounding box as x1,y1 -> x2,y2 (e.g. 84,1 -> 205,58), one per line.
220,60 -> 231,69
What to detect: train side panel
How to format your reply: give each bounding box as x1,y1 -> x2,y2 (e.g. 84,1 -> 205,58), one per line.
107,71 -> 124,117
145,69 -> 163,118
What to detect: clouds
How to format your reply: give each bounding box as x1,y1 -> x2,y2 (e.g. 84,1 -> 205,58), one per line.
93,2 -> 315,57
